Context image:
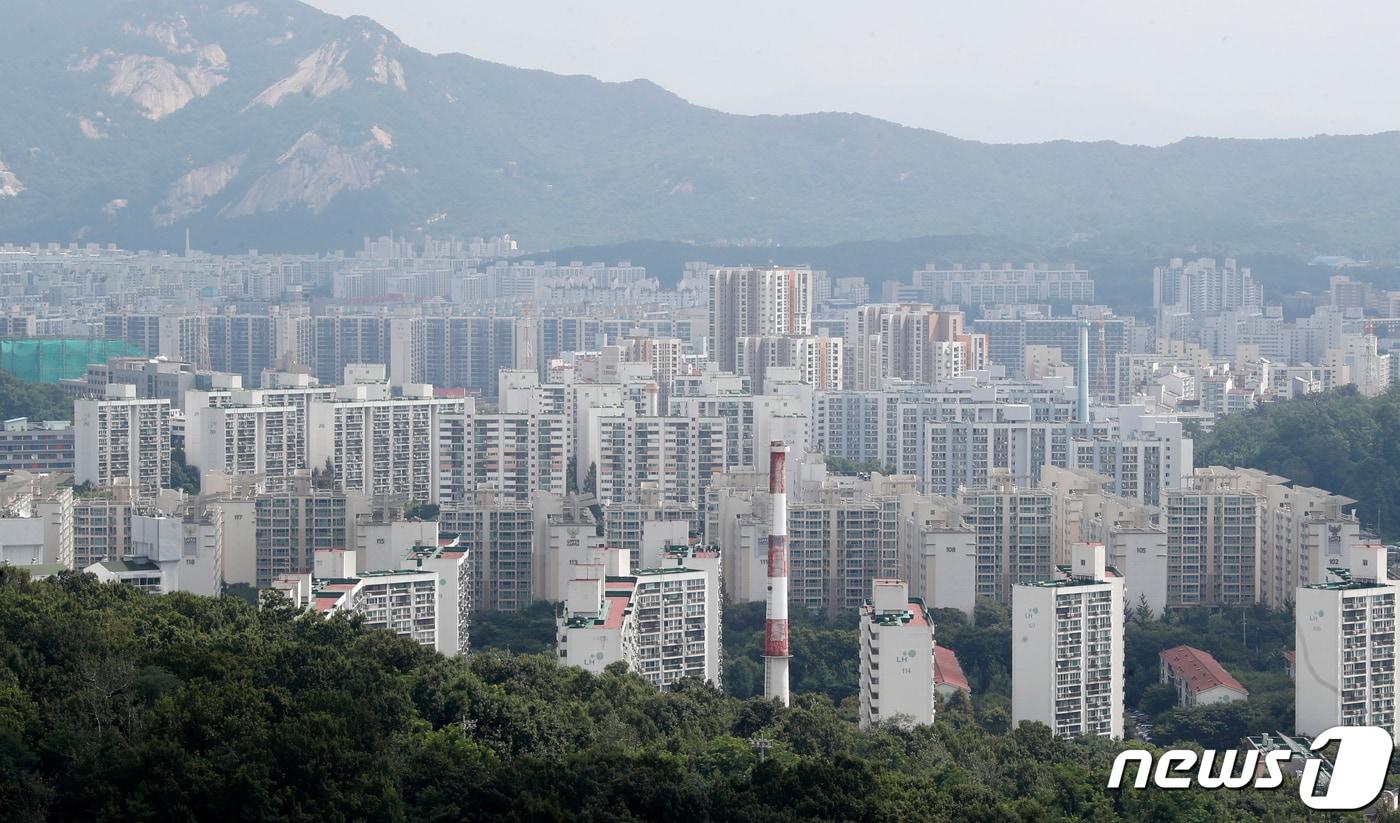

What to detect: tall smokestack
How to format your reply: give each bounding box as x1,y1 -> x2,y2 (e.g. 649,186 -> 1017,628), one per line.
1077,320 -> 1090,424
764,440 -> 791,706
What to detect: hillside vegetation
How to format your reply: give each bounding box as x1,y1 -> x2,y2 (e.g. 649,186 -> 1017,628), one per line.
1195,385 -> 1400,540
0,568 -> 1322,821
0,368 -> 72,422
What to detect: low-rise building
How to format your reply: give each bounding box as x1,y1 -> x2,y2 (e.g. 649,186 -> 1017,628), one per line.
934,645 -> 972,702
1159,645 -> 1249,707
0,418 -> 75,474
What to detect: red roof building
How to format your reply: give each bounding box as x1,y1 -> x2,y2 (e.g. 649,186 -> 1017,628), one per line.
1159,645 -> 1249,708
934,645 -> 971,700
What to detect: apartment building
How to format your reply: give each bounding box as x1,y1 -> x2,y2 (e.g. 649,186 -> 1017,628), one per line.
421,315 -> 521,399
307,379 -> 464,504
86,504 -> 222,596
963,476 -> 1055,604
1163,469 -> 1262,608
846,304 -> 977,390
707,266 -> 813,371
0,418 -> 74,474
601,490 -> 696,571
974,316 -> 1134,399
859,578 -> 936,729
438,409 -> 569,504
0,473 -> 74,569
556,546 -> 722,689
1012,543 -> 1124,740
441,493 -> 535,612
734,334 -> 843,394
276,549 -> 440,649
913,263 -> 1095,307
1296,545 -> 1399,741
787,485 -> 901,615
72,484 -> 135,569
592,411 -> 725,508
74,384 -> 171,503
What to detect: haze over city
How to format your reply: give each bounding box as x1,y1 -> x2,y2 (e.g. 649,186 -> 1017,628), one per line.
311,0 -> 1400,145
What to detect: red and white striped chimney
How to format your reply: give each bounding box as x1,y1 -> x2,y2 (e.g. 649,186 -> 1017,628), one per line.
764,440 -> 791,706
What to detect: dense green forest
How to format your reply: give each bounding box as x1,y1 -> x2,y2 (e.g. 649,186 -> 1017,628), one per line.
0,568 -> 1332,821
0,368 -> 71,422
823,457 -> 897,477
1195,385 -> 1400,540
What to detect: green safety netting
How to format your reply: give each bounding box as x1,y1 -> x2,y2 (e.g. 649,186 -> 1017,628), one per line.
0,339 -> 147,383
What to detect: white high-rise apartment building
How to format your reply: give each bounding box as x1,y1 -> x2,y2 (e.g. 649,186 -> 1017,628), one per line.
1296,545 -> 1398,741
441,493 -> 535,612
632,545 -> 722,688
307,380 -> 465,504
813,382 -> 1191,504
708,266 -> 813,371
557,546 -> 722,689
963,476 -> 1055,604
859,578 -> 936,729
74,384 -> 171,503
72,483 -> 135,569
601,490 -> 696,572
274,549 -> 441,649
1163,470 -> 1262,608
1260,480 -> 1359,610
86,504 -> 223,597
216,484 -> 354,588
734,334 -> 843,393
913,263 -> 1095,307
437,409 -> 569,504
404,541 -> 473,656
1012,543 -> 1124,739
191,390 -> 305,487
846,304 -> 972,390
592,411 -> 726,507
1161,466 -> 1360,610
185,374 -> 336,488
0,474 -> 74,570
1154,257 -> 1263,340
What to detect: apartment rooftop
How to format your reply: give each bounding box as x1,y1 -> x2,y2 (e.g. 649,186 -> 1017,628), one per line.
1302,567 -> 1393,591
864,596 -> 930,627
562,578 -> 637,630
1021,563 -> 1122,588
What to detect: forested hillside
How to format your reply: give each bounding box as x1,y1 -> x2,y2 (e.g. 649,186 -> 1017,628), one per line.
1194,385 -> 1400,540
0,369 -> 72,422
0,568 -> 1324,821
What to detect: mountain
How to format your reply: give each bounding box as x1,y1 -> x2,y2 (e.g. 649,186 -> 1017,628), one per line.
2,0 -> 1400,258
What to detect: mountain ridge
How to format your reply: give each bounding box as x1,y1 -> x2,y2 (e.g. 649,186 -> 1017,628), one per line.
1,0 -> 1398,258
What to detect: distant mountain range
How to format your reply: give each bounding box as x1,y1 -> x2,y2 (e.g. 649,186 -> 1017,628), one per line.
2,0 -> 1399,259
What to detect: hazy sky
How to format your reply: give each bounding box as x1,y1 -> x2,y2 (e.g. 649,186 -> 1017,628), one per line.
306,0 -> 1400,145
